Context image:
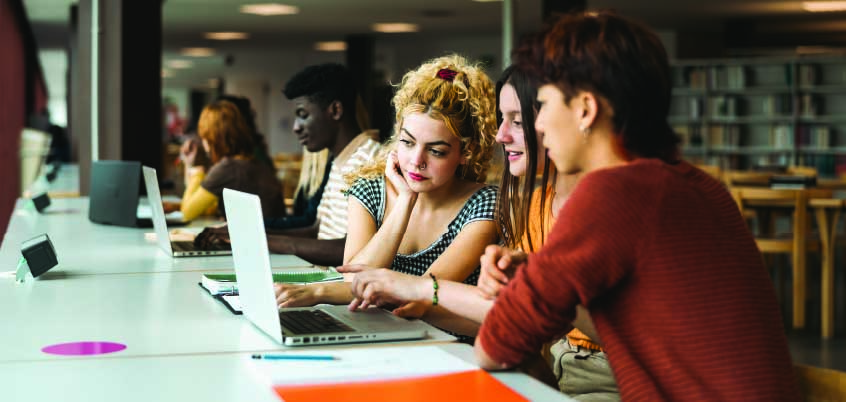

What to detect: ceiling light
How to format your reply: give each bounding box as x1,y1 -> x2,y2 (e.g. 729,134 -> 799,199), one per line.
204,32 -> 249,40
803,1 -> 846,12
372,23 -> 419,33
180,47 -> 215,57
167,60 -> 193,69
315,41 -> 347,52
240,3 -> 299,16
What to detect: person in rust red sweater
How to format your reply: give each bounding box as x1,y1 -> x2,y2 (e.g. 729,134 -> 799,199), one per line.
473,11 -> 799,401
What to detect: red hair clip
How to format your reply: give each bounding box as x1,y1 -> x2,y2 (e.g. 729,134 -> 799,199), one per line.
436,68 -> 458,82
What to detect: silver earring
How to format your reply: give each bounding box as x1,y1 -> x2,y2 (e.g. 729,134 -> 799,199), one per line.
580,125 -> 591,142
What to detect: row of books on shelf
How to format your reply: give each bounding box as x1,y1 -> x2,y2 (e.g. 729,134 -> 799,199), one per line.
799,64 -> 818,87
798,126 -> 831,148
684,65 -> 748,90
686,154 -> 794,171
682,95 -> 820,119
674,124 -> 794,148
801,154 -> 846,176
681,63 -> 822,90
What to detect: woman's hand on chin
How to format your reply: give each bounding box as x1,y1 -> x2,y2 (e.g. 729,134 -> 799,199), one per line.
385,151 -> 417,200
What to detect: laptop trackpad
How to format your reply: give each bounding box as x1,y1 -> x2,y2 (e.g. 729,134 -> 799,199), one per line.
322,306 -> 412,332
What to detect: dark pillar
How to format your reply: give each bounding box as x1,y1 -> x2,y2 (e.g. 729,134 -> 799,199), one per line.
345,34 -> 374,131
67,5 -> 77,162
71,0 -> 92,194
101,0 -> 162,171
187,89 -> 208,134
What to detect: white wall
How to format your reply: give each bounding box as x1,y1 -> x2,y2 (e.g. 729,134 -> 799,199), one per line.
38,49 -> 68,127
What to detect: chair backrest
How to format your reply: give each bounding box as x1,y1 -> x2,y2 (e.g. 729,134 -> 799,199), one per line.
19,128 -> 52,195
795,364 -> 846,402
695,164 -> 722,181
787,166 -> 818,178
730,187 -> 832,211
723,170 -> 773,187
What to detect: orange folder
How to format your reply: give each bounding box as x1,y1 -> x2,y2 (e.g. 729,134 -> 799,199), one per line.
273,369 -> 528,402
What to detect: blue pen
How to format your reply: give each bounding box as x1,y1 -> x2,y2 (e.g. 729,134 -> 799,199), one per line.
251,353 -> 337,361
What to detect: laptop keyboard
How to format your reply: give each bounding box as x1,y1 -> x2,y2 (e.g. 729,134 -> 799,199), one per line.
172,241 -> 230,252
278,310 -> 355,335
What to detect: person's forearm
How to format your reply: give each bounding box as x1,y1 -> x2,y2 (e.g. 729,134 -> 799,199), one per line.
268,235 -> 346,267
430,280 -> 495,324
348,194 -> 415,268
407,279 -> 493,335
181,172 -> 215,222
314,281 -> 354,305
266,222 -> 319,238
423,306 -> 483,337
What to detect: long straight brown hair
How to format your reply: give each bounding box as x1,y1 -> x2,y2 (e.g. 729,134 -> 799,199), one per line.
495,65 -> 556,251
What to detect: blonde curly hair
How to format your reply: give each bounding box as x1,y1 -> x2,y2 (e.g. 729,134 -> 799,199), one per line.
346,54 -> 497,186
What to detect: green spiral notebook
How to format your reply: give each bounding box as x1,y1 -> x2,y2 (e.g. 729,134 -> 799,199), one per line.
200,268 -> 343,296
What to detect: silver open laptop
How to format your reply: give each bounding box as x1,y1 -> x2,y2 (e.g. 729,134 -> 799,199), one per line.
223,188 -> 428,346
141,166 -> 231,257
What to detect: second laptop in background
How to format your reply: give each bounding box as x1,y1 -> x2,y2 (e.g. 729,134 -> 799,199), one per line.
89,160 -> 152,227
142,166 -> 231,257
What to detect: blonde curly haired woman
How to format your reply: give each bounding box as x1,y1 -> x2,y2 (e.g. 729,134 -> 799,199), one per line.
274,55 -> 499,337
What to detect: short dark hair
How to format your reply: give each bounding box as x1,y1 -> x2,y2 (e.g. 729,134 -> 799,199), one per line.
515,11 -> 679,162
283,63 -> 357,114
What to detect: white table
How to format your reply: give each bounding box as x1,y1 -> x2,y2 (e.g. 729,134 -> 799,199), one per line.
0,344 -> 572,402
0,192 -> 573,401
0,270 -> 456,363
1,197 -> 311,274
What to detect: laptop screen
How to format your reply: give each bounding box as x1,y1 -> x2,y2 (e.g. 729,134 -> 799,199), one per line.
141,166 -> 174,255
223,188 -> 285,344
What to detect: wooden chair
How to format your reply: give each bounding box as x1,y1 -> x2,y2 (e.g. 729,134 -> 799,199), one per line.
787,166 -> 819,178
694,164 -> 722,181
795,364 -> 846,402
723,170 -> 773,187
730,187 -> 832,329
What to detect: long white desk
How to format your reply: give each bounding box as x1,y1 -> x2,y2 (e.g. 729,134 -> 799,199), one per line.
0,269 -> 457,363
0,191 -> 573,401
1,197 -> 310,274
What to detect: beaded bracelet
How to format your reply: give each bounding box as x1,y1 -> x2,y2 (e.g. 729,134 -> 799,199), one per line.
429,273 -> 439,306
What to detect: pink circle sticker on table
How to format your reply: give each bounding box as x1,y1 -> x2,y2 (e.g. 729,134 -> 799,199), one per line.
41,341 -> 127,356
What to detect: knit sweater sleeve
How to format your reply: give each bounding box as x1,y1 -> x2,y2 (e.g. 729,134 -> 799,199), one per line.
478,169 -> 650,366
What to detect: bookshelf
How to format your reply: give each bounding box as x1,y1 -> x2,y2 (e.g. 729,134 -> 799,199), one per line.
670,56 -> 846,177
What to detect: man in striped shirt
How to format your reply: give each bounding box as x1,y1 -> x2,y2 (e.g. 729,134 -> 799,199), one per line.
259,63 -> 382,267
192,63 -> 381,267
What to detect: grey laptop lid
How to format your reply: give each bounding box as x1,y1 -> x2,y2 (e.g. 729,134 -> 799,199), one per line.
89,160 -> 144,227
223,188 -> 427,346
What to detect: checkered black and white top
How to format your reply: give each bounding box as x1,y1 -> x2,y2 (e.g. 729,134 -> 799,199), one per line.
346,176 -> 498,285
